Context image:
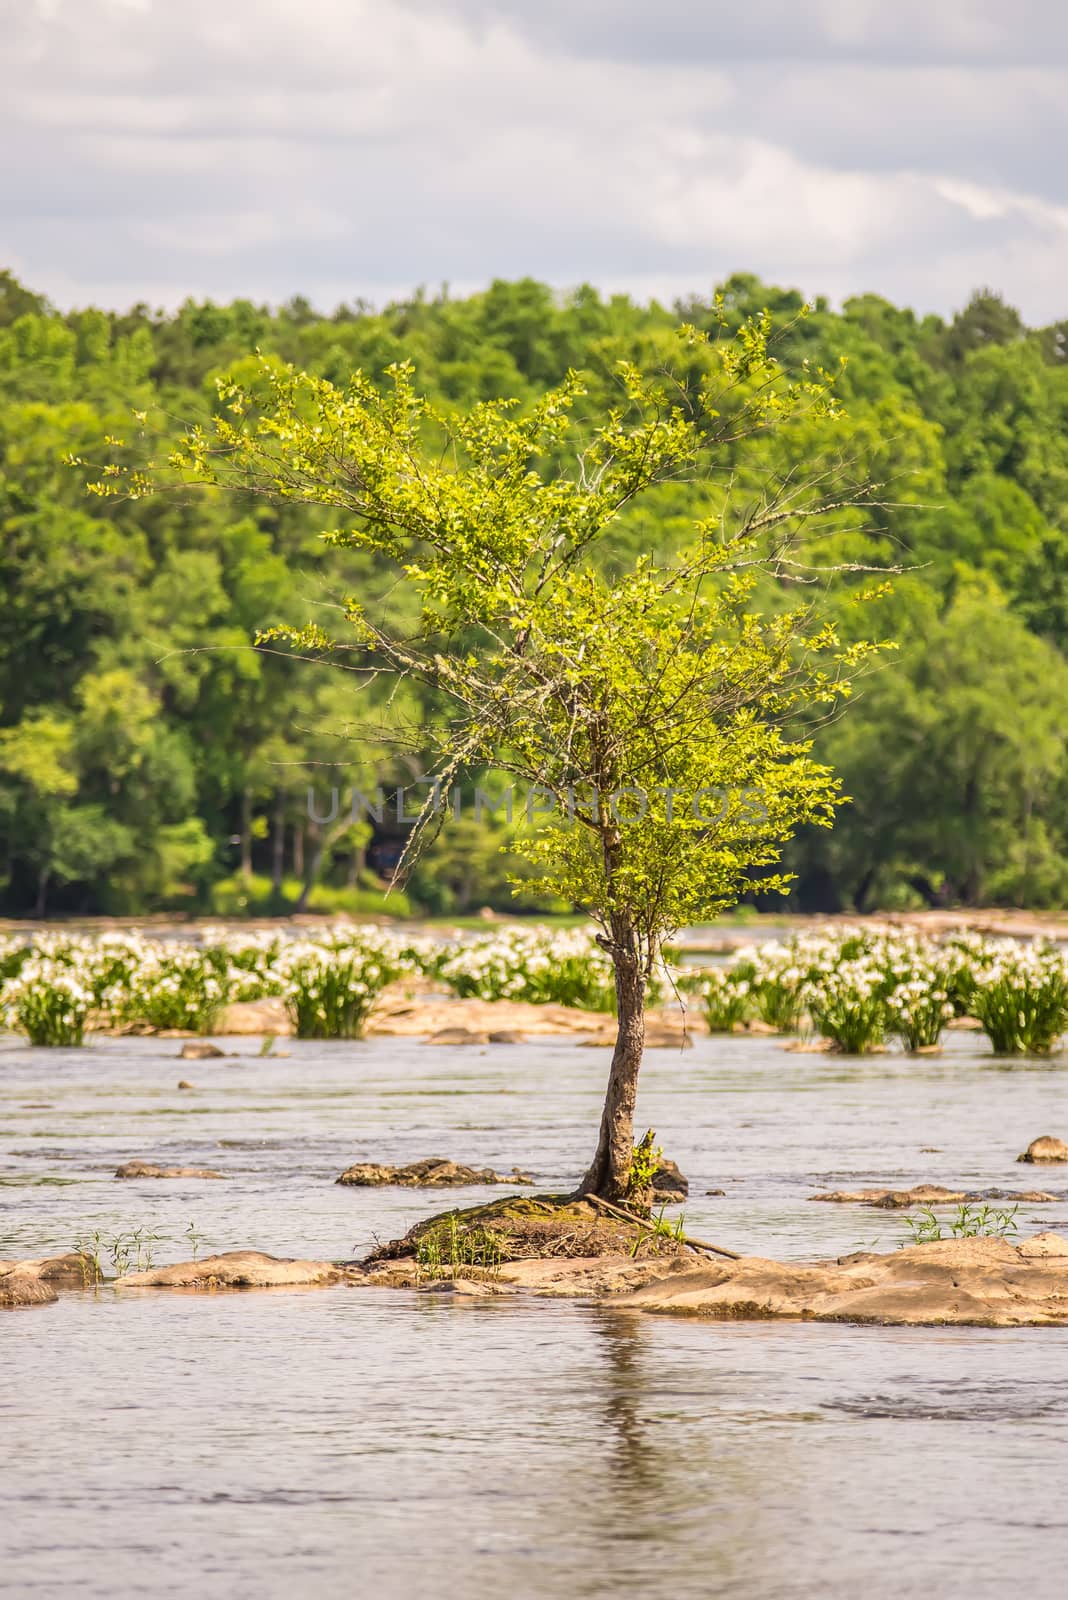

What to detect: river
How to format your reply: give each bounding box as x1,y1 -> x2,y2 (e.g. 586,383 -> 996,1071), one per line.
3,1029 -> 1067,1596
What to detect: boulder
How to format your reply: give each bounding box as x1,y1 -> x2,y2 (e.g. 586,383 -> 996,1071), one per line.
0,1269 -> 56,1308
336,1158 -> 533,1188
176,1080 -> 195,1090
614,1234 -> 1068,1326
0,1251 -> 98,1307
33,1251 -> 104,1287
114,1250 -> 342,1290
115,1159 -> 225,1180
425,1028 -> 489,1046
217,998 -> 291,1036
650,1159 -> 689,1201
488,1029 -> 526,1044
641,1024 -> 694,1050
1018,1135 -> 1068,1164
178,1041 -> 224,1060
810,1184 -> 1059,1208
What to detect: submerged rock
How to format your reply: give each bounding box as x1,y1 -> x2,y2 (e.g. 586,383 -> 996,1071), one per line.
615,1233 -> 1068,1326
178,1041 -> 224,1060
425,1028 -> 489,1046
336,1158 -> 533,1188
115,1159 -> 225,1180
114,1250 -> 342,1290
1018,1136 -> 1068,1164
488,1029 -> 526,1044
0,1252 -> 98,1307
810,1184 -> 1059,1208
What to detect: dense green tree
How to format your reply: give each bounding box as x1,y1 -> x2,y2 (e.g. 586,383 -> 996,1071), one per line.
0,266 -> 1067,917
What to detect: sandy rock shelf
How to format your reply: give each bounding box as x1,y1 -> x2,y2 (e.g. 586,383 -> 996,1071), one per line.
213,990 -> 705,1042
12,1231 -> 1068,1328
612,1233 -> 1068,1327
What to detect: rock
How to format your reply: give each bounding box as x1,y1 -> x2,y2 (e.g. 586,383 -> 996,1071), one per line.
811,1184 -> 1060,1208
650,1159 -> 688,1201
642,1024 -> 694,1050
497,1254 -> 691,1299
1018,1135 -> 1068,1164
0,1251 -> 99,1307
0,1269 -> 57,1308
336,1158 -> 533,1188
488,1029 -> 526,1044
946,1015 -> 983,1031
426,1028 -> 489,1046
1018,1231 -> 1068,1258
114,1250 -> 342,1290
734,1019 -> 780,1036
179,1041 -> 224,1060
176,1080 -> 195,1090
369,995 -> 614,1040
217,997 -> 292,1036
417,1277 -> 512,1298
115,1160 -> 225,1180
781,1038 -> 834,1053
33,1251 -> 104,1286
614,1234 -> 1068,1326
705,1188 -> 726,1197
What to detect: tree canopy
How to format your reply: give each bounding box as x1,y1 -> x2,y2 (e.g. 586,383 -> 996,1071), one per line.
1,271 -> 1067,916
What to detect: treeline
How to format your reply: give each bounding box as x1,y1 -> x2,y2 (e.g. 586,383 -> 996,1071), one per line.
1,267 -> 1067,917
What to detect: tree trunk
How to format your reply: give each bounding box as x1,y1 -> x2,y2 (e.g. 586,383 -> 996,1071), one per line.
292,822 -> 304,879
575,946 -> 646,1201
239,788 -> 253,879
271,791 -> 286,892
34,865 -> 50,919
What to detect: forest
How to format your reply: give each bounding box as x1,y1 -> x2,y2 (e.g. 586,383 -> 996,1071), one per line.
1,266 -> 1067,919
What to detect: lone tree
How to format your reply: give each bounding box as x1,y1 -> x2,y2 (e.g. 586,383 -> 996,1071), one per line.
97,311 -> 889,1202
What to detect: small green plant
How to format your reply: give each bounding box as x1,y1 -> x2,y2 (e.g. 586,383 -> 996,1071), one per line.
122,950 -> 228,1034
700,969 -> 751,1033
72,1230 -> 106,1284
803,962 -> 888,1054
630,1203 -> 687,1256
884,980 -> 953,1051
626,1129 -> 663,1206
969,954 -> 1068,1056
5,968 -> 91,1047
185,1221 -> 204,1263
414,1214 -> 503,1280
281,949 -> 394,1040
902,1203 -> 1019,1245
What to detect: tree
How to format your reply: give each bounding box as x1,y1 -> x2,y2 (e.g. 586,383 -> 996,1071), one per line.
106,311 -> 888,1199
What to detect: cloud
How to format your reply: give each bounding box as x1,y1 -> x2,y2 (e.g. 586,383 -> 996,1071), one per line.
1,0 -> 1066,320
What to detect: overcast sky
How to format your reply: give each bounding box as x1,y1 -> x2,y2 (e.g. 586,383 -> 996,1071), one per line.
3,0 -> 1066,320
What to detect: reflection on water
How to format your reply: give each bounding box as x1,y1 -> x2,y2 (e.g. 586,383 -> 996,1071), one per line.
3,1031 -> 1068,1596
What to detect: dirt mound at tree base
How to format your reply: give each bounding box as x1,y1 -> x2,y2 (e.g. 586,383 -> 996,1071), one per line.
363,1193 -> 695,1274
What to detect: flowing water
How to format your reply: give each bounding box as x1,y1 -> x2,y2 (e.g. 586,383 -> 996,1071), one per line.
3,1029 -> 1068,1597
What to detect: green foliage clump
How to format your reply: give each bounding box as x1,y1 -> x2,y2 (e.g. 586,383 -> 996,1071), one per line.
902,1204 -> 1019,1245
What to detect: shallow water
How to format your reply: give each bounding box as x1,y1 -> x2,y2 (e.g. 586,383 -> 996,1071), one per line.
3,1029 -> 1068,1597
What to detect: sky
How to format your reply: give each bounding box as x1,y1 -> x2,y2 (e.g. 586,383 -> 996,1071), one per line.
2,0 -> 1066,321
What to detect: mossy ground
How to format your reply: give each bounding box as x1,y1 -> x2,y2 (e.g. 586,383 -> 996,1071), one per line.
365,1192 -> 691,1270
